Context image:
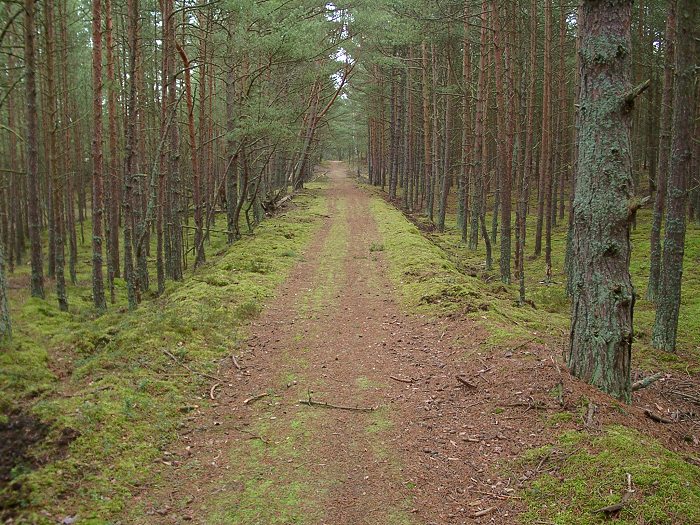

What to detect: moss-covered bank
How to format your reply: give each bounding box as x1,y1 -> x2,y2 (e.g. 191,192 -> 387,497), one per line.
0,185 -> 327,524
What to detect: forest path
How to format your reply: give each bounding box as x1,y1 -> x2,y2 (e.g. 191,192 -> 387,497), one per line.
135,162 -> 528,524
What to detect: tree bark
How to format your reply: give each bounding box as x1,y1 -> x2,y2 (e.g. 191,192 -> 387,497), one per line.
568,0 -> 636,402
647,3 -> 676,302
652,0 -> 698,352
24,0 -> 45,300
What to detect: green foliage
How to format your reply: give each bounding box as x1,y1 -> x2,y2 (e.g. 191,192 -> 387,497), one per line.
521,426 -> 700,524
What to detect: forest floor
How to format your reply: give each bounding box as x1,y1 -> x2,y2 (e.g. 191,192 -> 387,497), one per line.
128,163 -> 699,525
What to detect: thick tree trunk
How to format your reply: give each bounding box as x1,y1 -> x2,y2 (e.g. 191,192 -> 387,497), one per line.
652,0 -> 698,352
568,0 -> 636,402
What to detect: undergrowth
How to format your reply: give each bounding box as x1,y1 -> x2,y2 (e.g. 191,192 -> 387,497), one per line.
520,426 -> 700,524
0,185 -> 327,524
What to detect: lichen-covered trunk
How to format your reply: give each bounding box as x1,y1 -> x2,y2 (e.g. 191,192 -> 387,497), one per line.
651,0 -> 698,352
568,0 -> 635,402
24,0 -> 45,300
647,3 -> 675,302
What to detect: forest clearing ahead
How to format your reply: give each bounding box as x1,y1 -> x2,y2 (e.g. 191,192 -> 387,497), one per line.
1,0 -> 700,523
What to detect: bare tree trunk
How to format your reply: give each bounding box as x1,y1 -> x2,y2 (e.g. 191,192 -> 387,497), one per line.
647,3 -> 675,302
652,0 -> 698,352
105,0 -> 120,304
24,0 -> 45,300
45,0 -> 68,311
90,0 -> 107,312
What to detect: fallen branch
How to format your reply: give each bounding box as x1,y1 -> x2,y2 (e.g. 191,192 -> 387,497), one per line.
644,408 -> 673,424
234,426 -> 269,444
632,372 -> 664,391
472,507 -> 496,518
672,390 -> 700,404
389,375 -> 415,384
592,490 -> 633,514
209,383 -> 220,400
456,375 -> 477,389
163,349 -> 223,383
298,398 -> 376,412
243,392 -> 268,405
231,354 -> 242,371
511,337 -> 537,352
593,474 -> 634,514
505,401 -> 552,410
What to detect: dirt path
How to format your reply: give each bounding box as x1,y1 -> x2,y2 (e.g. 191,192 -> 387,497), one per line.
132,162 -> 690,524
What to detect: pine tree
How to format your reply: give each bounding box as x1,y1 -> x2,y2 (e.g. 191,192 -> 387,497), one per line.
568,0 -> 640,402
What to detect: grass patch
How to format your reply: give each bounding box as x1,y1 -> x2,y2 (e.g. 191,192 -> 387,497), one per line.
521,426 -> 700,524
0,187 -> 327,523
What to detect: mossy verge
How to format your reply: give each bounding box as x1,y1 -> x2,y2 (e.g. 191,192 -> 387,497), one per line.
0,186 -> 327,524
368,196 -> 483,315
520,425 -> 700,525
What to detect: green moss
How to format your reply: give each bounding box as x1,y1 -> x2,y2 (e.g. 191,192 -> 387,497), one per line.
1,187 -> 328,523
368,196 -> 483,315
366,407 -> 392,434
546,411 -> 573,426
521,426 -> 700,524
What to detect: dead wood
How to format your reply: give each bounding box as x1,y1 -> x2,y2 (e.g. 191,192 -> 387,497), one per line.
593,489 -> 633,514
456,375 -> 477,389
632,372 -> 664,391
472,507 -> 496,517
209,383 -> 220,400
298,398 -> 376,412
234,426 -> 269,444
163,349 -> 223,383
389,375 -> 415,384
243,392 -> 268,405
644,409 -> 674,424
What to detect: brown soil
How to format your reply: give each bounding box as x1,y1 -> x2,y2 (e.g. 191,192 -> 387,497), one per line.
132,162 -> 698,524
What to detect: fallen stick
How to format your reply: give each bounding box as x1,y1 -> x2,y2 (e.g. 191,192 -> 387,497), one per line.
234,426 -> 269,444
632,372 -> 664,391
163,349 -> 223,383
210,383 -> 220,400
389,375 -> 415,384
243,392 -> 268,405
456,375 -> 477,389
644,409 -> 673,424
671,390 -> 700,404
592,491 -> 632,514
298,398 -> 376,412
231,355 -> 242,371
511,337 -> 537,352
472,507 -> 496,518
